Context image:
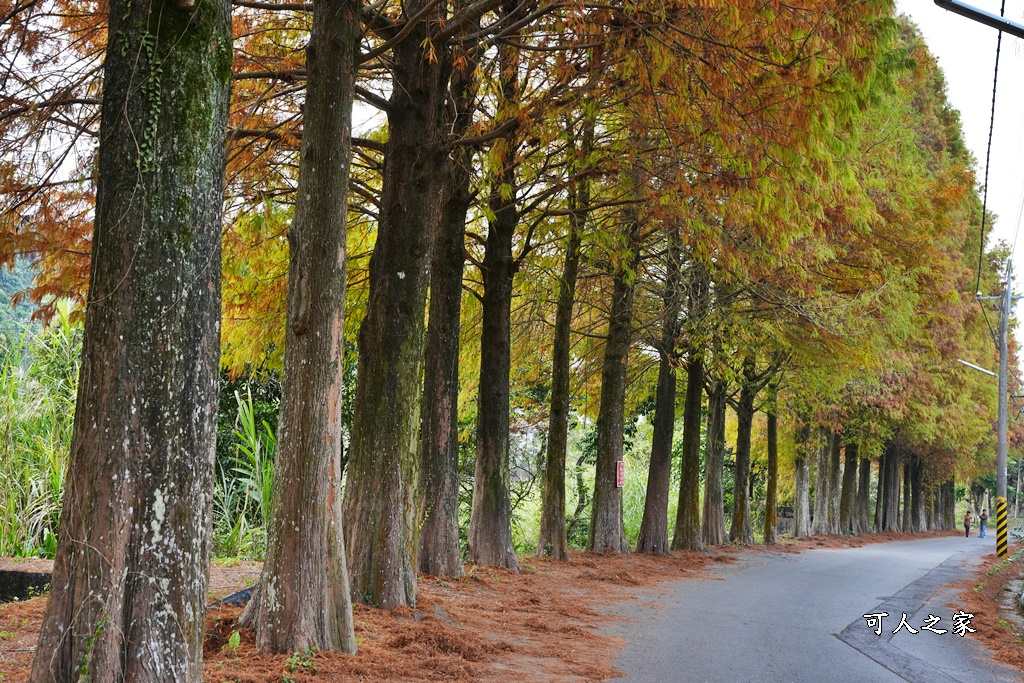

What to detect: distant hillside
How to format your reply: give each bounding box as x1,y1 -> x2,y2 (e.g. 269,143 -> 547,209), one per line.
0,259 -> 38,342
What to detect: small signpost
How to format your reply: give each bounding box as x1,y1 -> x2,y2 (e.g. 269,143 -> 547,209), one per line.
616,460 -> 625,488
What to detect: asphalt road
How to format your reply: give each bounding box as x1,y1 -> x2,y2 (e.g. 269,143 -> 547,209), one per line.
610,534 -> 1023,682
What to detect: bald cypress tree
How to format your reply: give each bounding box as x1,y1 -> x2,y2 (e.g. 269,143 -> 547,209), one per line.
29,1 -> 231,679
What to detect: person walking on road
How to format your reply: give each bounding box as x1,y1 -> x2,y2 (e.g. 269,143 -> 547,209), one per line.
964,511 -> 972,538
979,508 -> 988,538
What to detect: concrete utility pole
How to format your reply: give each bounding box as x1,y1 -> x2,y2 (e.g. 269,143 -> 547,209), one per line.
974,270 -> 1014,557
997,269 -> 1011,557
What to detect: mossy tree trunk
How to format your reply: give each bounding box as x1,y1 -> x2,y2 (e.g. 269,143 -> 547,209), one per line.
241,0 -> 359,652
29,1 -> 231,680
729,358 -> 757,545
838,442 -> 858,535
469,12 -> 522,569
701,380 -> 729,545
763,411 -> 779,544
671,261 -> 707,552
793,423 -> 812,538
588,219 -> 641,554
536,116 -> 590,561
418,61 -> 479,578
637,231 -> 683,554
671,355 -> 704,551
343,1 -> 452,607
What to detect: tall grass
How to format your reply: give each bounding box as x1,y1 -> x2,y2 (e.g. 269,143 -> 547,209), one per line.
0,303 -> 80,558
212,389 -> 276,558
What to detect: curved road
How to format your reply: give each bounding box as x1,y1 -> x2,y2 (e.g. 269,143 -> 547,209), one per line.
611,534 -> 1023,682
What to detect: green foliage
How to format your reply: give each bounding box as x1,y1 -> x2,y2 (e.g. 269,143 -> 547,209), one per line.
0,302 -> 80,558
212,388 -> 277,559
285,646 -> 318,674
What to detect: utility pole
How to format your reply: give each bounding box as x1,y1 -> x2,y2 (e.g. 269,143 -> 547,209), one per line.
976,269 -> 1014,557
997,268 -> 1011,557
935,0 -> 1021,558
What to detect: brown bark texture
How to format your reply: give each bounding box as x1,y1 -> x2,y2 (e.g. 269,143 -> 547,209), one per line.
588,221 -> 641,554
242,0 -> 359,653
670,356 -> 704,551
838,442 -> 858,534
636,231 -> 683,554
701,381 -> 729,545
671,261 -> 707,552
536,222 -> 581,560
343,1 -> 453,607
469,16 -> 522,569
418,60 -> 478,578
763,411 -> 778,544
729,361 -> 756,545
29,1 -> 231,680
536,117 -> 591,561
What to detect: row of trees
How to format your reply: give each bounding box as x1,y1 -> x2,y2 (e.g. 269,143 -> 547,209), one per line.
1,0 -> 1017,678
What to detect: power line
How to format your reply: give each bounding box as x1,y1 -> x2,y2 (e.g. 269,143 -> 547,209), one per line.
976,0 -> 1007,295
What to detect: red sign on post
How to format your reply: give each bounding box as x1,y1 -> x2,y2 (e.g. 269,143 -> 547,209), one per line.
616,460 -> 625,488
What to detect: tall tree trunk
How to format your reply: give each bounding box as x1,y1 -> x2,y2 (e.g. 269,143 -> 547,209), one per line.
881,443 -> 901,531
418,62 -> 478,577
838,442 -> 858,534
927,484 -> 935,530
469,17 -> 522,569
911,456 -> 925,532
812,429 -> 831,535
242,0 -> 358,653
671,261 -> 708,552
29,1 -> 231,679
343,3 -> 452,607
537,116 -> 591,560
670,355 -> 704,550
945,479 -> 956,529
588,221 -> 641,554
701,381 -> 729,545
793,424 -> 812,538
828,433 -> 841,533
856,455 -> 871,533
763,411 -> 779,544
635,352 -> 676,554
875,449 -> 885,529
729,359 -> 756,545
902,460 -> 912,532
637,229 -> 683,554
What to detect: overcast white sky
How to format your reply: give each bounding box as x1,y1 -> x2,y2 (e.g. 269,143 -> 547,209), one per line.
898,0 -> 1024,319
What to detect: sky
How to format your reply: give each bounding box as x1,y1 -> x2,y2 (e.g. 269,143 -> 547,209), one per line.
898,1 -> 1024,319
